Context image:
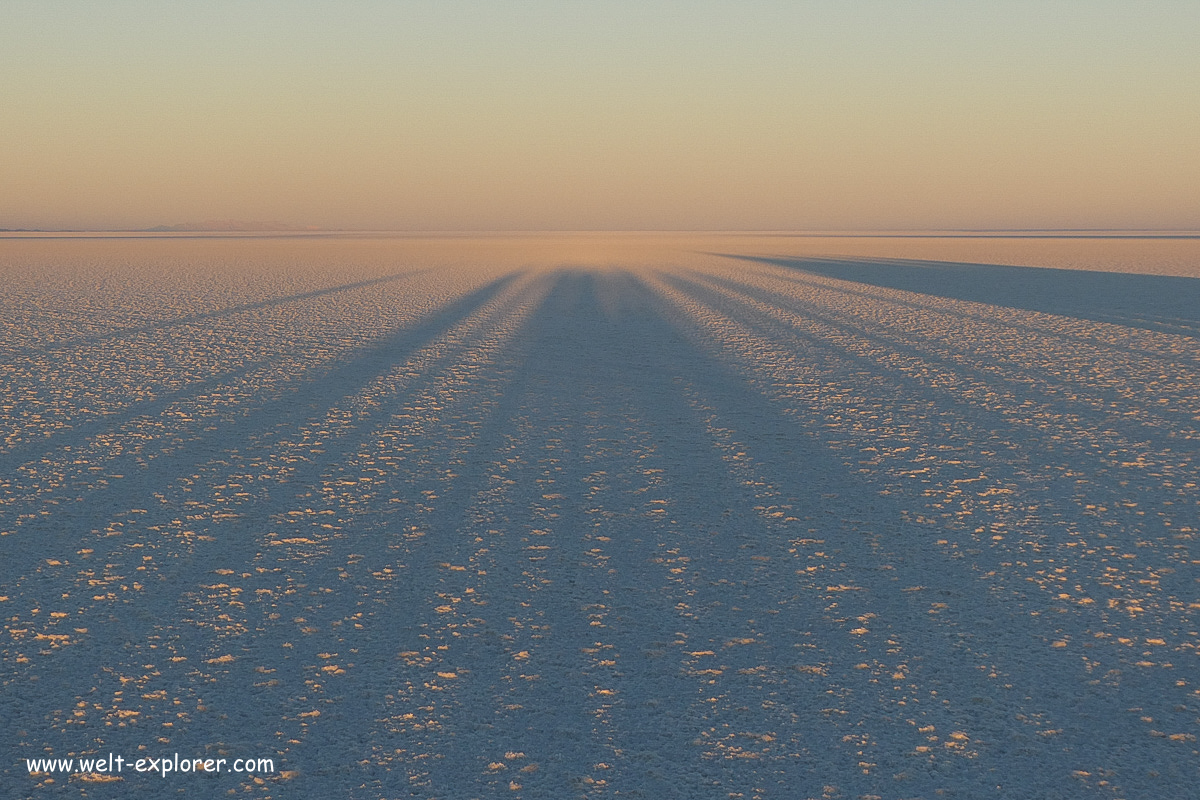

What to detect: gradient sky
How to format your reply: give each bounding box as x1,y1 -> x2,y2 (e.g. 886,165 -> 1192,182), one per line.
3,1 -> 1198,231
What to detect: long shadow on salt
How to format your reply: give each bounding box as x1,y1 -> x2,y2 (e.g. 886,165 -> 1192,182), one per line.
714,253 -> 1200,338
649,268 -> 1198,797
333,269 -> 1159,797
0,274 -> 523,789
1,274 -> 520,571
4,270 -> 433,358
669,267 -> 1195,497
6,261 -> 1197,799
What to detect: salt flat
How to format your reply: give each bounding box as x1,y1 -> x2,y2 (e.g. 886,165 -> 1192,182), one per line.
1,233 -> 1198,799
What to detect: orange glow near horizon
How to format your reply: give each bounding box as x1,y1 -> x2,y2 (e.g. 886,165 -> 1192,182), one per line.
2,2 -> 1198,231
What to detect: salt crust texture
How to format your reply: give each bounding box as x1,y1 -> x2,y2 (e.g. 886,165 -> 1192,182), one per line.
2,234 -> 1198,799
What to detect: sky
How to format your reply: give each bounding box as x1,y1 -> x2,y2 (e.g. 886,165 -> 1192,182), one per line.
2,1 -> 1198,232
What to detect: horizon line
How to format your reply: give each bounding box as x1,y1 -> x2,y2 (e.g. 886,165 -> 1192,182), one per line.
4,227 -> 1200,241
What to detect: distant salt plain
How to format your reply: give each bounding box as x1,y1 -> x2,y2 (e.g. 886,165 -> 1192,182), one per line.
2,233 -> 1198,799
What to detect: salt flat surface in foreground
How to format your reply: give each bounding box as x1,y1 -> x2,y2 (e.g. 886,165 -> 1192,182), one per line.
2,234 -> 1198,799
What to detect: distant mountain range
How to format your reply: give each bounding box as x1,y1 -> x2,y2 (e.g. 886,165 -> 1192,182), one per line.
1,221 -> 323,233
141,220 -> 322,232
